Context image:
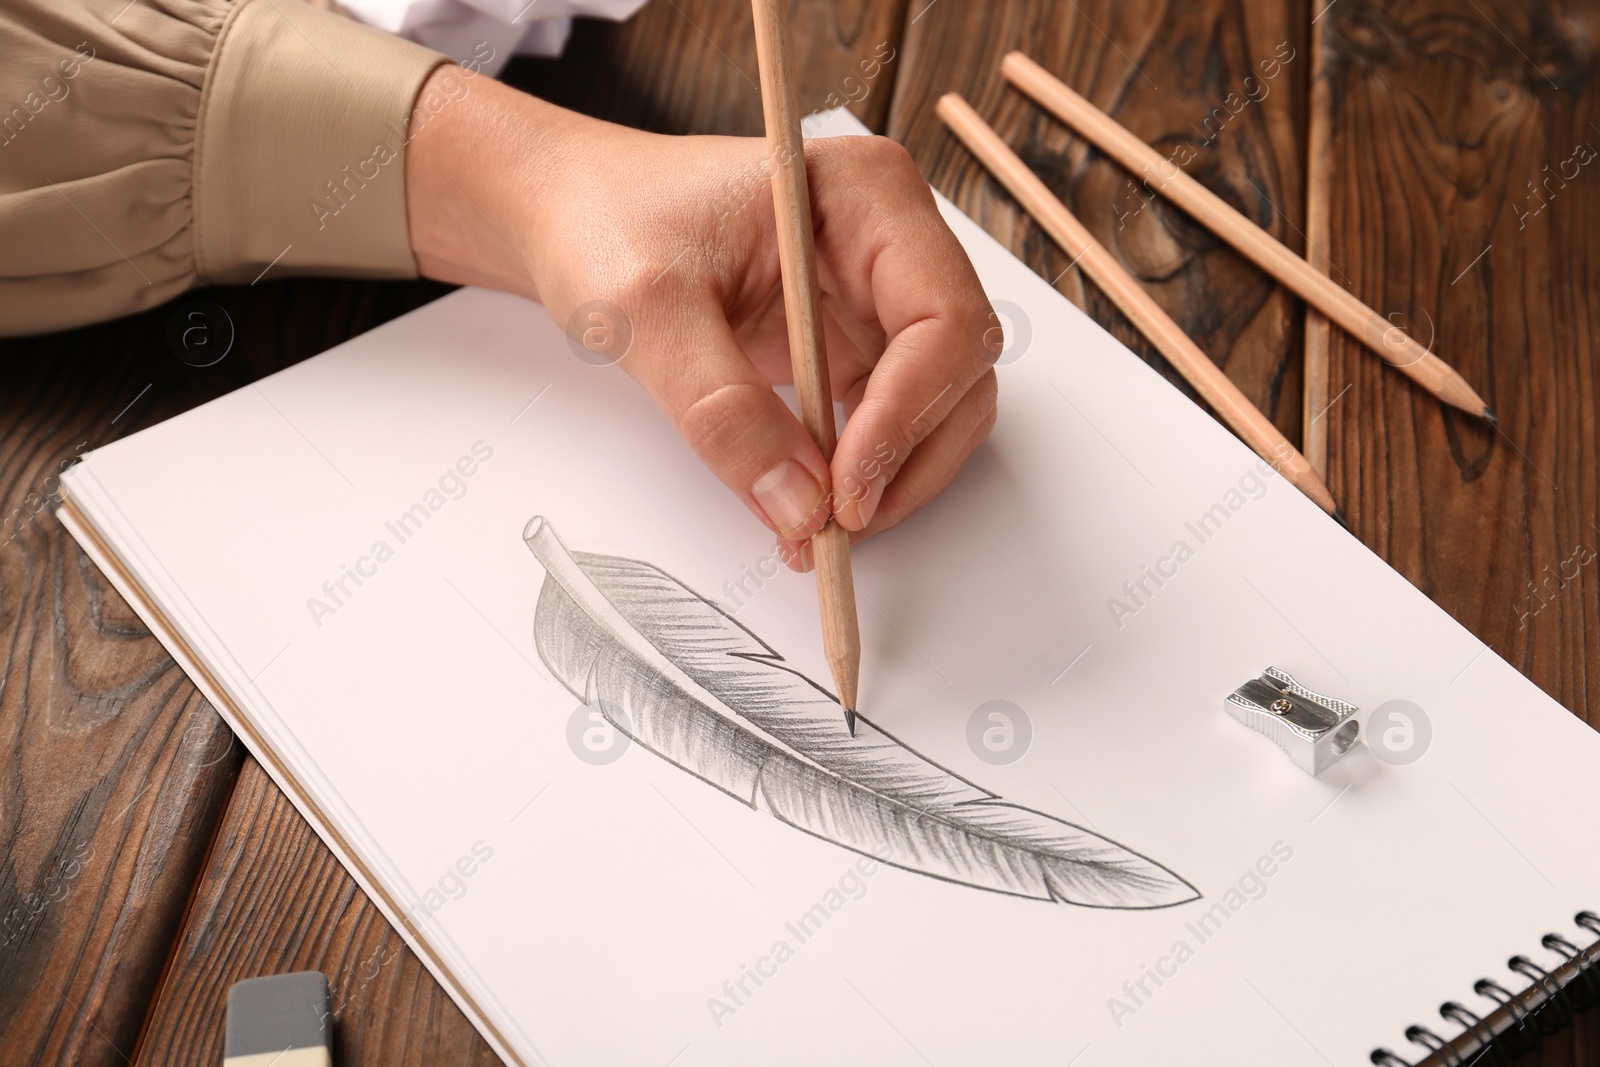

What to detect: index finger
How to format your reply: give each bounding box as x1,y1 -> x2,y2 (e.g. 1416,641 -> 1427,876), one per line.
808,136 -> 999,531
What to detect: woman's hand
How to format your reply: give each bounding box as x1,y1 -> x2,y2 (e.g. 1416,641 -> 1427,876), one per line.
407,65 -> 998,568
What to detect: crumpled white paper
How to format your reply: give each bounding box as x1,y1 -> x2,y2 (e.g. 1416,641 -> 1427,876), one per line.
336,0 -> 650,73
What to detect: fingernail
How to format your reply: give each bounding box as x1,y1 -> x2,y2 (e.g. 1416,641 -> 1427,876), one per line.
752,460 -> 824,539
855,477 -> 886,528
778,538 -> 814,573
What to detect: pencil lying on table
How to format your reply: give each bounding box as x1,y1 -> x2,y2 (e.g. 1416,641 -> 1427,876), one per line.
999,51 -> 1492,421
936,92 -> 1340,517
750,0 -> 862,732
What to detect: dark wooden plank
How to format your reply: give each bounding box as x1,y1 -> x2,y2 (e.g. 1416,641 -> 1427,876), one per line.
1301,12 -> 1334,477
513,0 -> 912,136
0,275 -> 450,1067
131,757 -> 505,1067
127,5 -> 912,1064
887,0 -> 1311,440
0,405 -> 240,1067
1316,0 -> 1599,726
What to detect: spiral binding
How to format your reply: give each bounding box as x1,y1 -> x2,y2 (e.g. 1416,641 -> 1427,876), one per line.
1370,911 -> 1600,1066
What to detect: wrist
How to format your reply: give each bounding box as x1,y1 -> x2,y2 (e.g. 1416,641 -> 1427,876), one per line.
404,65 -> 590,303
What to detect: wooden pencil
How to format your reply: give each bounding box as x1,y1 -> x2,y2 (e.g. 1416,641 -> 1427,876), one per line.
750,0 -> 861,729
999,51 -> 1492,421
935,92 -> 1340,517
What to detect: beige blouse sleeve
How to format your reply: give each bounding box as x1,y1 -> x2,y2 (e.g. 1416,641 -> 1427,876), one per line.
0,0 -> 448,336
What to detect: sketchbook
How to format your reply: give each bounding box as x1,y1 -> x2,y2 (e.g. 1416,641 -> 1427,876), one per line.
61,111 -> 1600,1065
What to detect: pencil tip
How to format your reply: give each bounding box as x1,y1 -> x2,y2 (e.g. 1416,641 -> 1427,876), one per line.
1331,508 -> 1349,531
1482,406 -> 1497,425
843,706 -> 857,736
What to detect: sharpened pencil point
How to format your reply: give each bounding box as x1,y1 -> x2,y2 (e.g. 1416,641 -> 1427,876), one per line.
1331,508 -> 1349,531
1482,406 -> 1497,425
843,705 -> 857,736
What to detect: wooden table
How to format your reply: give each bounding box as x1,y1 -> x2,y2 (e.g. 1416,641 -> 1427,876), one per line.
3,0 -> 1596,1063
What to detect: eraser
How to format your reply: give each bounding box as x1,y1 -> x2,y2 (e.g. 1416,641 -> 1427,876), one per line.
223,971 -> 332,1067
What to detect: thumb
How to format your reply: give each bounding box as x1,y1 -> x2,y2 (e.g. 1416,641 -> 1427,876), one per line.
638,317 -> 833,541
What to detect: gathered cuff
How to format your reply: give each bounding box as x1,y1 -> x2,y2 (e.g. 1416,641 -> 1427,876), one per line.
0,0 -> 450,335
195,0 -> 448,285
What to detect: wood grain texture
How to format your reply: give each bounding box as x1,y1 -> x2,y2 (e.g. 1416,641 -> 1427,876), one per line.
0,278 -> 449,1067
998,48 -> 1490,417
510,0 -> 912,135
0,315 -> 243,1067
1316,0 -> 1598,722
1301,12 -> 1334,477
132,757 -> 504,1067
888,0 -> 1310,441
935,89 -> 1335,513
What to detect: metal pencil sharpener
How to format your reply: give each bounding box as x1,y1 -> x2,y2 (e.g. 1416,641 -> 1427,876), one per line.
1226,667 -> 1359,776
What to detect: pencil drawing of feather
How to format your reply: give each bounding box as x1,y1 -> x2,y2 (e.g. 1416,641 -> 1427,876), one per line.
523,517 -> 1197,909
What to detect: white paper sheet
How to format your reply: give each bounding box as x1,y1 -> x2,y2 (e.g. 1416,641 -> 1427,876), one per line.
63,113 -> 1600,1066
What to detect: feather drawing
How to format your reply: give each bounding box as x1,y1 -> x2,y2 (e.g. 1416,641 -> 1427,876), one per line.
523,517 -> 1197,909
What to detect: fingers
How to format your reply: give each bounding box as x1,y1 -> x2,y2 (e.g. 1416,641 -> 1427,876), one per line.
632,308 -> 833,542
855,368 -> 998,536
620,133 -> 999,559
807,136 -> 1000,532
776,369 -> 996,571
830,315 -> 985,529
775,534 -> 814,573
